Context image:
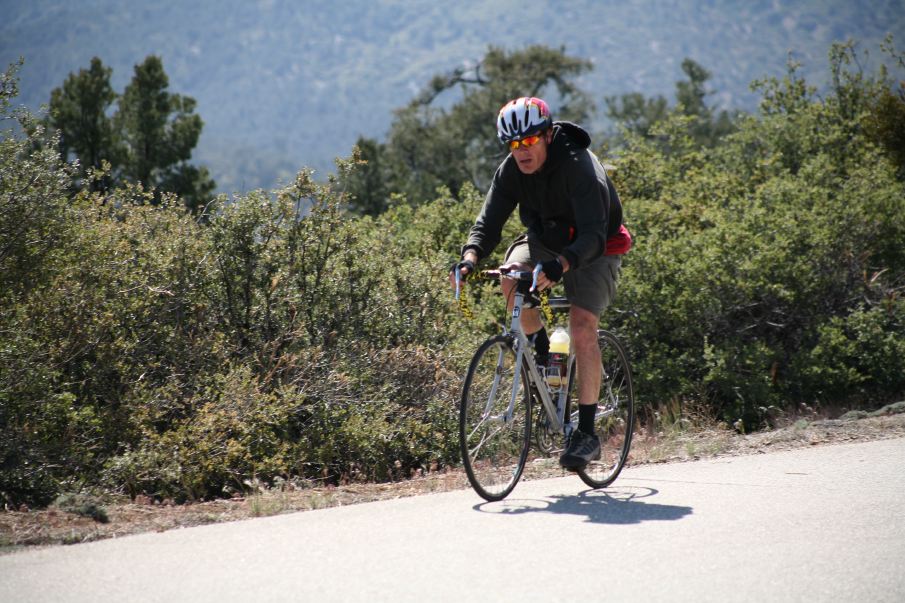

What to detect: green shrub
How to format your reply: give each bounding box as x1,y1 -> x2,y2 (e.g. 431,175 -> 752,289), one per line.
3,42 -> 904,505
797,301 -> 905,403
610,44 -> 905,427
53,493 -> 109,523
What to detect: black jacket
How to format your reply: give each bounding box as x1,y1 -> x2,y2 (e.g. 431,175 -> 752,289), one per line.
463,121 -> 623,269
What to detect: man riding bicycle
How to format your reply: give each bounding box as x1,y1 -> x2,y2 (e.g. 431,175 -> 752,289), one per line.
451,96 -> 631,470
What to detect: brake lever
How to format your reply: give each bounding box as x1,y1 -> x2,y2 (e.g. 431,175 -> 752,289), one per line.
530,263 -> 543,292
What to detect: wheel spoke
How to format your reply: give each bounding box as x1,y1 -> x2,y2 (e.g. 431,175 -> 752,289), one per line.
460,337 -> 531,501
577,331 -> 634,489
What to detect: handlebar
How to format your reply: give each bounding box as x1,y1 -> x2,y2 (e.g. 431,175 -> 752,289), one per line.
454,263 -> 544,301
484,267 -> 542,292
475,266 -> 538,282
454,262 -> 569,319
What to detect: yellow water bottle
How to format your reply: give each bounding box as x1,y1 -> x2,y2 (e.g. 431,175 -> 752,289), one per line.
547,327 -> 570,388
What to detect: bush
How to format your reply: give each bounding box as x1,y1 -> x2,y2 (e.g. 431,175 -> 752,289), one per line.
610,44 -> 905,427
3,42 -> 904,505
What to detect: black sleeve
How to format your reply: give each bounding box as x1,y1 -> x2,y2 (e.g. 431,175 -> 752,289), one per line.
463,161 -> 518,260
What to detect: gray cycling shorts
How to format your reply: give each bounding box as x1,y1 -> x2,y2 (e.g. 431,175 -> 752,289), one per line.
504,234 -> 621,316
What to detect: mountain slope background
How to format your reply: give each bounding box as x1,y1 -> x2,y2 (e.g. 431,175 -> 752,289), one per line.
3,0 -> 903,194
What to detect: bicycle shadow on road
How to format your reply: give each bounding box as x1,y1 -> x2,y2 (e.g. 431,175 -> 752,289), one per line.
475,486 -> 693,525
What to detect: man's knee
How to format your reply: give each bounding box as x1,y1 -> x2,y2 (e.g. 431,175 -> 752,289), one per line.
569,307 -> 600,345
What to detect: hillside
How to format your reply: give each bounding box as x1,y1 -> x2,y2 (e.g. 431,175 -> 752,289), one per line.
2,0 -> 904,193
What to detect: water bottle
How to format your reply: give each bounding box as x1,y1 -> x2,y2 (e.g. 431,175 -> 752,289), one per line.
547,327 -> 570,388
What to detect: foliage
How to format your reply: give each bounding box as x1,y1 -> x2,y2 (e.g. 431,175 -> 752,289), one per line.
2,73 -> 474,505
341,45 -> 593,212
603,92 -> 669,147
604,58 -> 738,151
2,38 -> 904,507
53,492 -> 109,523
115,56 -> 216,211
611,41 -> 905,427
863,36 -> 905,180
1,63 -> 80,506
46,57 -> 118,192
44,55 -> 215,210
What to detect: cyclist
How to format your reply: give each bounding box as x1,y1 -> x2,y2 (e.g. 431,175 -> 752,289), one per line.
451,96 -> 631,470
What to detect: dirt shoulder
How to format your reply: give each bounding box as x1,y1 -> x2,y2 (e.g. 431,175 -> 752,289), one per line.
3,404 -> 904,554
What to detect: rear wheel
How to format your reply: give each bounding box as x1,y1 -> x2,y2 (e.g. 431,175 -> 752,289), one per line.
576,330 -> 634,489
534,388 -> 560,455
460,335 -> 532,501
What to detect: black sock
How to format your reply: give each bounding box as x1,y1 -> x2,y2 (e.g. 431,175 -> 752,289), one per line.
578,404 -> 597,435
529,327 -> 549,363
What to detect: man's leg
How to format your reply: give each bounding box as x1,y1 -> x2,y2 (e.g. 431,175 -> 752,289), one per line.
559,254 -> 620,469
499,236 -> 548,347
559,298 -> 606,469
501,273 -> 543,334
570,305 -> 601,408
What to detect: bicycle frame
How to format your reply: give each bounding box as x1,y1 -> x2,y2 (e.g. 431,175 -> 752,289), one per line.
483,269 -> 574,439
458,262 -> 636,500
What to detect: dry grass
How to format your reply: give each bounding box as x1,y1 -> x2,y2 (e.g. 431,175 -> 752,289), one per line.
2,403 -> 904,554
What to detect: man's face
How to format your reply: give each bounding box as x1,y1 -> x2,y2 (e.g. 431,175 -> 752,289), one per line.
511,129 -> 552,175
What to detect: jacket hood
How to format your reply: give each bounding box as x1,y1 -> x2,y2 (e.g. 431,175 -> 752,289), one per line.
541,121 -> 591,173
553,121 -> 591,149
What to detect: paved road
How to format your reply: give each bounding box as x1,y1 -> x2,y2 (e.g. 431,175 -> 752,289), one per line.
2,438 -> 904,602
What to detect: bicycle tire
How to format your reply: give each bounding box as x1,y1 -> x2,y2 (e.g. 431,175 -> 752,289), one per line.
460,335 -> 532,501
576,330 -> 635,489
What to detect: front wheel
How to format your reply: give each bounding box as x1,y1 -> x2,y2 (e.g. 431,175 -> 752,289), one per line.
576,330 -> 635,489
460,335 -> 532,501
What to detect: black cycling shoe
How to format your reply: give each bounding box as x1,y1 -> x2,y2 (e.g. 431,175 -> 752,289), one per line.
559,430 -> 601,470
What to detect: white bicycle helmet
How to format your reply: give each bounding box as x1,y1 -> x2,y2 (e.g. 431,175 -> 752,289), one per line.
496,97 -> 553,143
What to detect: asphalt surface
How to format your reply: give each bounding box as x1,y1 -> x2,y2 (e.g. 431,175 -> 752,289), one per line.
2,437 -> 903,602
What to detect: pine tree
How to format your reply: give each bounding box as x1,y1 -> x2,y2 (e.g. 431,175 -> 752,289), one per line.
115,55 -> 216,209
46,57 -> 119,192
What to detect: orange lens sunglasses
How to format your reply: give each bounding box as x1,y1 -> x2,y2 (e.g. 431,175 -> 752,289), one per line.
508,134 -> 542,150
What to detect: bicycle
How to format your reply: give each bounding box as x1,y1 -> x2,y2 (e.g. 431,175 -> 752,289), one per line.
455,264 -> 634,502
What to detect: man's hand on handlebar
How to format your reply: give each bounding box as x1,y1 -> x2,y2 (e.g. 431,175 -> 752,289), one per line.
449,251 -> 479,293
531,257 -> 569,292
